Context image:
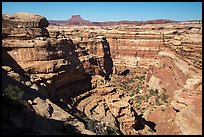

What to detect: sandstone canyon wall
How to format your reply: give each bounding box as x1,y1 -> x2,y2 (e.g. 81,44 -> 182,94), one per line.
2,12 -> 202,135
47,20 -> 202,135
2,13 -> 113,99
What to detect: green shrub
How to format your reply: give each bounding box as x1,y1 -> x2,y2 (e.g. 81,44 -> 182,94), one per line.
2,84 -> 28,119
127,78 -> 135,83
149,89 -> 159,96
141,107 -> 146,113
137,83 -> 142,90
106,126 -> 121,135
160,93 -> 169,103
135,88 -> 140,94
135,96 -> 143,104
3,84 -> 24,102
155,98 -> 162,106
126,85 -> 133,91
139,75 -> 145,81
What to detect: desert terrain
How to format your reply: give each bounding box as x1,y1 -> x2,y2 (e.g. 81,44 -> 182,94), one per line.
2,13 -> 202,135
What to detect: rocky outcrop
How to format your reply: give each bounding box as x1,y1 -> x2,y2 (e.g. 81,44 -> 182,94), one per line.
2,13 -> 49,28
2,13 -> 113,98
171,89 -> 202,135
2,12 -> 115,135
28,97 -> 95,135
162,22 -> 202,70
75,86 -> 139,135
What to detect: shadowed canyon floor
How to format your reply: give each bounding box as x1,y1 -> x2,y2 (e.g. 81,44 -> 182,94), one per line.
2,13 -> 202,135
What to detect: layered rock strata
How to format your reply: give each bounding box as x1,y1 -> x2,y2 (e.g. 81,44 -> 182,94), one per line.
2,12 -> 100,135
2,13 -> 113,98
75,85 -> 140,135
47,20 -> 202,135
2,12 -> 202,135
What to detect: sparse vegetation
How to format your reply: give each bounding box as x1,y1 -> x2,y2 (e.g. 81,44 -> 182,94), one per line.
2,84 -> 29,122
3,84 -> 24,101
149,88 -> 159,96
3,84 -> 26,107
155,97 -> 162,106
127,78 -> 135,83
139,75 -> 145,81
108,69 -> 170,116
160,92 -> 169,103
68,106 -> 122,135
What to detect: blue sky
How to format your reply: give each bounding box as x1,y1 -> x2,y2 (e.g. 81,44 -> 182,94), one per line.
2,2 -> 202,21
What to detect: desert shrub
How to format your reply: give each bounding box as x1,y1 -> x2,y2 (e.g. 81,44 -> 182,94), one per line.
127,78 -> 135,83
3,84 -> 25,104
136,82 -> 142,91
2,84 -> 28,120
143,95 -> 148,102
129,71 -> 136,75
141,107 -> 146,113
160,92 -> 169,103
161,87 -> 167,92
135,96 -> 143,104
126,85 -> 133,91
71,109 -> 89,123
106,126 -> 121,135
139,75 -> 145,81
130,93 -> 134,97
135,88 -> 140,94
3,85 -> 24,100
155,97 -> 162,106
149,89 -> 159,96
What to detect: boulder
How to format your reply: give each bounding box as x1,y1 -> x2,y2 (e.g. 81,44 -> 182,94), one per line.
32,97 -> 53,118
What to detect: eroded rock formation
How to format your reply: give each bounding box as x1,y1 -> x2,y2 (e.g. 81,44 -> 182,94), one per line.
2,13 -> 113,99
47,20 -> 201,135
2,12 -> 202,135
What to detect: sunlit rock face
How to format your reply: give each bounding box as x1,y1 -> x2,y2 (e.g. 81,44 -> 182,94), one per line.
2,13 -> 83,98
2,13 -> 113,99
47,20 -> 202,135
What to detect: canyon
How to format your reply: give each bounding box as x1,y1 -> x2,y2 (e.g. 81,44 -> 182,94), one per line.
2,13 -> 202,135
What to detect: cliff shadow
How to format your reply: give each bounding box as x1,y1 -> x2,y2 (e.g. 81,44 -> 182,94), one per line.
1,69 -> 89,135
1,39 -> 92,106
2,94 -> 83,135
134,114 -> 156,132
48,39 -> 92,101
101,38 -> 113,80
2,49 -> 30,80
